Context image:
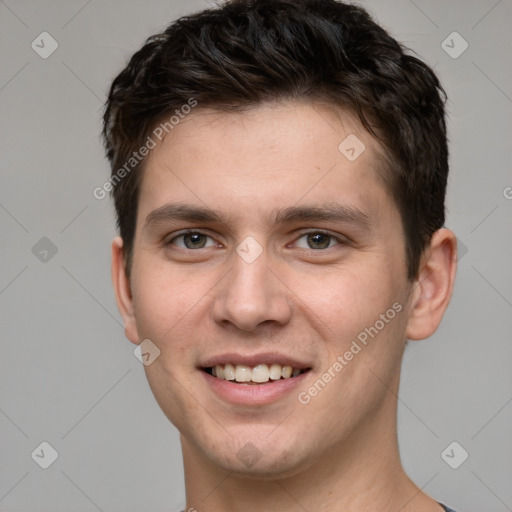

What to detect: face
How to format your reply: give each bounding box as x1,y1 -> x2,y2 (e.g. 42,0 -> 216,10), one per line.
116,101 -> 419,477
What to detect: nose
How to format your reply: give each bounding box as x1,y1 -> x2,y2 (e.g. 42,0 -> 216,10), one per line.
212,249 -> 293,333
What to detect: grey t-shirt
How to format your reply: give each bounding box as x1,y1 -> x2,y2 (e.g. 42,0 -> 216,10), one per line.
440,504 -> 458,512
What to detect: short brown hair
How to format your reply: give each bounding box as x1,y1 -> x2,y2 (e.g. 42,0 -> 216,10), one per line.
102,0 -> 448,280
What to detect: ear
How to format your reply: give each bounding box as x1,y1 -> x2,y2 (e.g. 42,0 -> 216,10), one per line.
406,228 -> 457,341
111,236 -> 140,345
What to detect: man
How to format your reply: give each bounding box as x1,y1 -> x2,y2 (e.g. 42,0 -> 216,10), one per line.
103,0 -> 459,510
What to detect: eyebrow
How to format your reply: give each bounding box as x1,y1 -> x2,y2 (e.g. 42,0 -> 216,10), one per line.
144,202 -> 373,230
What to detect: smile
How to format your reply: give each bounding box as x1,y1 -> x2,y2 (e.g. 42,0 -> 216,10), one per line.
203,363 -> 309,384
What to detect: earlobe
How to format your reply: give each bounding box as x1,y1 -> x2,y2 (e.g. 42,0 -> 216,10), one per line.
111,236 -> 140,345
405,228 -> 457,341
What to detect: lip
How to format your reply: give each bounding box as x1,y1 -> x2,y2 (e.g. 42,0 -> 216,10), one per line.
199,352 -> 311,369
201,369 -> 311,405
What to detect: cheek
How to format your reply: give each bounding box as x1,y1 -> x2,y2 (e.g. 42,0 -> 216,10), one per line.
290,260 -> 401,338
291,260 -> 409,405
131,259 -> 202,345
297,296 -> 407,444
143,360 -> 197,434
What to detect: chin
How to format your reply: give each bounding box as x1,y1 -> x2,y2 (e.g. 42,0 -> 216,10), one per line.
198,428 -> 316,479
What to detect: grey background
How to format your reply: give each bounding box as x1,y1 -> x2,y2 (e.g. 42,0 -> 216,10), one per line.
1,0 -> 511,511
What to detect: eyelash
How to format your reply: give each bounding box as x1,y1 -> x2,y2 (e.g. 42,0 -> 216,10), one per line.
166,229 -> 346,251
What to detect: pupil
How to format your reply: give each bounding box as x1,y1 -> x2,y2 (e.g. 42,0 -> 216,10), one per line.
185,233 -> 206,249
309,233 -> 330,249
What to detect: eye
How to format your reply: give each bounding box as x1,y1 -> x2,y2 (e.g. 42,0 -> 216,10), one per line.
294,231 -> 342,250
168,231 -> 218,249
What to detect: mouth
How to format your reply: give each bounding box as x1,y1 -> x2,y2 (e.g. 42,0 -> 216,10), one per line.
202,363 -> 311,385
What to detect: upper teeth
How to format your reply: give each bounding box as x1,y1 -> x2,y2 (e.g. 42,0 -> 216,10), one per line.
212,364 -> 302,383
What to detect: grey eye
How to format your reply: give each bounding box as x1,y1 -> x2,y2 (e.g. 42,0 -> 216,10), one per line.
170,232 -> 216,249
295,232 -> 339,250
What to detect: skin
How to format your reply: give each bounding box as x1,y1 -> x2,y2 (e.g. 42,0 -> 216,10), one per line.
112,101 -> 457,511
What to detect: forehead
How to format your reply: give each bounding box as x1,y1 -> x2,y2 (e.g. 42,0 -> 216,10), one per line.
137,101 -> 394,229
